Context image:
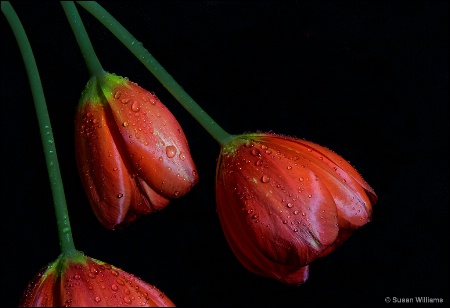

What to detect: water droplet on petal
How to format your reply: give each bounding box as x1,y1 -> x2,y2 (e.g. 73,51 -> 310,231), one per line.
308,194 -> 312,198
251,149 -> 260,156
94,296 -> 101,303
287,165 -> 292,170
174,191 -> 180,197
131,101 -> 140,112
116,279 -> 125,286
117,193 -> 124,198
122,121 -> 129,127
123,296 -> 132,304
111,284 -> 119,291
261,175 -> 270,183
255,160 -> 263,166
287,202 -> 293,208
114,91 -> 122,99
121,98 -> 130,104
166,145 -> 177,158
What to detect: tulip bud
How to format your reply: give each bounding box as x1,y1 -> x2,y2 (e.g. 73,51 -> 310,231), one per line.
215,133 -> 378,285
75,73 -> 198,229
19,251 -> 175,307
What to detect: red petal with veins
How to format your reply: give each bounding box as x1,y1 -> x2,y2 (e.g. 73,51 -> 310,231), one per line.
215,133 -> 377,285
75,73 -> 198,229
19,252 -> 175,307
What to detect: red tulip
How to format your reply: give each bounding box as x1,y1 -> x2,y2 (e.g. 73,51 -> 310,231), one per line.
19,251 -> 175,307
215,132 -> 378,285
75,73 -> 198,229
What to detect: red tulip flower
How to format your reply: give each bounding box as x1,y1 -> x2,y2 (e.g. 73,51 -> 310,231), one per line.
75,73 -> 198,229
215,133 -> 378,285
19,251 -> 175,307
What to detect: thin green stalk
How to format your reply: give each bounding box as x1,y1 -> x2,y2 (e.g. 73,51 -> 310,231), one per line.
1,1 -> 76,256
76,1 -> 234,146
61,1 -> 105,77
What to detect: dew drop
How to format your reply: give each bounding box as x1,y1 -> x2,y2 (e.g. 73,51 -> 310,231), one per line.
283,220 -> 288,224
111,284 -> 119,291
174,191 -> 180,197
179,152 -> 186,160
251,149 -> 260,156
113,167 -> 118,171
121,98 -> 130,104
122,121 -> 129,127
111,270 -> 119,276
308,194 -> 312,198
261,175 -> 270,183
117,193 -> 124,198
287,202 -> 293,208
131,101 -> 140,112
123,296 -> 132,304
287,165 -> 292,170
114,92 -> 122,99
166,145 -> 177,158
299,177 -> 304,181
255,160 -> 263,166
74,274 -> 81,280
293,210 -> 299,215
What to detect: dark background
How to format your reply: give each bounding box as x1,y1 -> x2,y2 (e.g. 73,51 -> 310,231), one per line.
1,1 -> 448,307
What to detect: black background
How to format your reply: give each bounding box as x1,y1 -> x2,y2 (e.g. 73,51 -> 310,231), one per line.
1,1 -> 448,307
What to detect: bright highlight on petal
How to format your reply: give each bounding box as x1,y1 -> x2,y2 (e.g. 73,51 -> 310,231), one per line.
75,73 -> 198,230
19,251 -> 175,307
215,133 -> 378,285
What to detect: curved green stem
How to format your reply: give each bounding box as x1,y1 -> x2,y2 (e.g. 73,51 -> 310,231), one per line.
1,1 -> 76,257
61,1 -> 105,77
76,1 -> 234,146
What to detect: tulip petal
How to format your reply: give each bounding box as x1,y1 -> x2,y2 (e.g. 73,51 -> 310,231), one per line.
100,75 -> 198,198
75,103 -> 133,230
75,74 -> 198,229
216,133 -> 377,285
274,137 -> 376,227
19,252 -> 175,307
216,138 -> 339,284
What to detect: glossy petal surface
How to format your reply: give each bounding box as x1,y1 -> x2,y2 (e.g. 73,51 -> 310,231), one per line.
19,252 -> 175,307
75,73 -> 198,229
215,133 -> 378,285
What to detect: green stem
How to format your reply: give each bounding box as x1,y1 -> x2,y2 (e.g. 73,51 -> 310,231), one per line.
1,1 -> 76,256
61,1 -> 105,77
76,1 -> 234,146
